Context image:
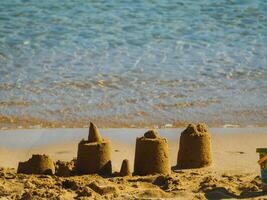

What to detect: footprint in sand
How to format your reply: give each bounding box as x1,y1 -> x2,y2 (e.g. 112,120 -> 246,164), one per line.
227,151 -> 246,154
56,150 -> 71,155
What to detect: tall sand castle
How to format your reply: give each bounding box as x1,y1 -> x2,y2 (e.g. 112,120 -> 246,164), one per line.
76,122 -> 112,175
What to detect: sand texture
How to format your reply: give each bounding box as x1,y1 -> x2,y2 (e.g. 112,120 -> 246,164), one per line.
55,160 -> 75,177
0,167 -> 264,199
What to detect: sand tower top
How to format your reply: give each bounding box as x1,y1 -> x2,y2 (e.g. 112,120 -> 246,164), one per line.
144,129 -> 160,139
88,122 -> 102,142
182,123 -> 209,136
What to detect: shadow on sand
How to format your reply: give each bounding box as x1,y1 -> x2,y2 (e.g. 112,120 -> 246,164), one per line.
205,187 -> 267,200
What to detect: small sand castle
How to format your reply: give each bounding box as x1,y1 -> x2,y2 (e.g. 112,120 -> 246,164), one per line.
55,160 -> 75,177
120,159 -> 131,176
17,154 -> 55,175
76,122 -> 112,175
177,123 -> 212,169
134,129 -> 170,175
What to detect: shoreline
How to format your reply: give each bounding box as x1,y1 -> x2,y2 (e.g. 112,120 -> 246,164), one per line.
1,124 -> 267,131
1,115 -> 266,130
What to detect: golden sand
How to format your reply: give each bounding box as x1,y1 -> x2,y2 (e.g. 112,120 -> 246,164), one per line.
1,167 -> 263,199
1,127 -> 267,199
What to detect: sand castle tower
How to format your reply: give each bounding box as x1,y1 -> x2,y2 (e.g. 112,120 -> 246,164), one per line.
76,122 -> 112,175
17,154 -> 55,175
120,159 -> 131,176
177,123 -> 212,169
134,129 -> 170,175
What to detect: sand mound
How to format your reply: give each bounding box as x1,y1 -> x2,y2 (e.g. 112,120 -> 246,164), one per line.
182,123 -> 208,136
134,129 -> 170,175
177,123 -> 212,169
55,160 -> 75,177
89,180 -> 118,195
76,122 -> 112,175
17,154 -> 55,175
120,159 -> 131,177
144,129 -> 159,138
0,167 -> 264,199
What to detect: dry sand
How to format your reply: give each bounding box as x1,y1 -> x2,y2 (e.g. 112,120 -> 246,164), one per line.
0,128 -> 266,199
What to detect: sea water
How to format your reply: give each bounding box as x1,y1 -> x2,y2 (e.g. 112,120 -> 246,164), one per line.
0,0 -> 267,128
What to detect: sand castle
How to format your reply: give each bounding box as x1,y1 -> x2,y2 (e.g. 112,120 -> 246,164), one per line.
120,159 -> 131,176
134,129 -> 170,175
177,123 -> 212,169
17,154 -> 55,175
76,122 -> 112,175
16,123 -> 213,177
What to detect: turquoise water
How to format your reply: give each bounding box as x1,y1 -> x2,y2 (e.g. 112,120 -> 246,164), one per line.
0,0 -> 267,127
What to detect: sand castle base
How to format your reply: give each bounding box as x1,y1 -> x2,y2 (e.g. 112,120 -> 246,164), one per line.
76,122 -> 112,175
134,130 -> 170,175
76,139 -> 111,175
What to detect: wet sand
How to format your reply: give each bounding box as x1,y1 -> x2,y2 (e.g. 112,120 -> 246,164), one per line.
0,128 -> 267,199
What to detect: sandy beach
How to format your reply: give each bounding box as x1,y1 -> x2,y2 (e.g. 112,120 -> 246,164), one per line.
1,0 -> 266,199
0,127 -> 266,199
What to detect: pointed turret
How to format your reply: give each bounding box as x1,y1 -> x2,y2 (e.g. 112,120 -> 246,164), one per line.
77,122 -> 111,175
88,122 -> 102,142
